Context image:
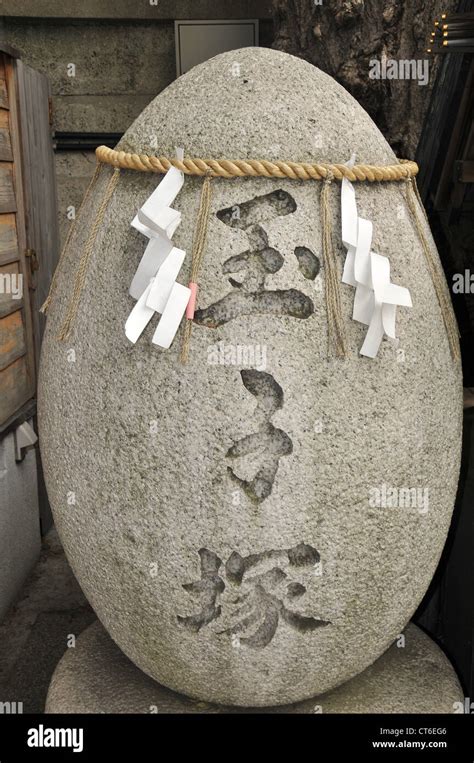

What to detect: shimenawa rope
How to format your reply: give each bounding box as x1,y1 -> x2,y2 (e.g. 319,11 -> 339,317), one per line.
44,148 -> 458,362
95,145 -> 418,182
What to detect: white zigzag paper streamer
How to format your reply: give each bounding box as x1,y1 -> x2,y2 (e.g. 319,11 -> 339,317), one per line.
125,147 -> 191,349
341,154 -> 412,358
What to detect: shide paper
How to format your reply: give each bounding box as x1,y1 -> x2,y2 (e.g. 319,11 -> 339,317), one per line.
341,156 -> 412,358
125,149 -> 191,349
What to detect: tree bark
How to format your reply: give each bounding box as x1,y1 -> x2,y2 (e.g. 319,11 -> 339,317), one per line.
271,0 -> 457,158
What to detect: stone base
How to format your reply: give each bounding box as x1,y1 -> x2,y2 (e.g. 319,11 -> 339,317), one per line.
45,622 -> 463,714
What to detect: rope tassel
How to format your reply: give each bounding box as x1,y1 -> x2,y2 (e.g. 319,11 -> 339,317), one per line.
57,168 -> 121,342
41,163 -> 104,314
321,173 -> 347,359
405,179 -> 460,360
180,172 -> 213,364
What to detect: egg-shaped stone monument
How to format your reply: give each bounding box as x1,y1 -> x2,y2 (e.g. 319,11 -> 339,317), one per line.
39,47 -> 462,707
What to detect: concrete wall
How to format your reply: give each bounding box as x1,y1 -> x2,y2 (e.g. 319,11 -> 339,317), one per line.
4,20 -> 176,133
4,19 -> 177,243
0,422 -> 41,620
1,2 -> 273,244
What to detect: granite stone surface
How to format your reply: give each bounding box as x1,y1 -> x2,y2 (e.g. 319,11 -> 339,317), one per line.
39,48 -> 462,706
45,621 -> 463,714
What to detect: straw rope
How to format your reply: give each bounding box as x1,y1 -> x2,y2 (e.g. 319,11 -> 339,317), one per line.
57,168 -> 121,341
405,178 -> 459,359
40,162 -> 104,314
180,172 -> 213,364
95,145 -> 418,182
320,174 -> 347,358
45,147 -> 457,364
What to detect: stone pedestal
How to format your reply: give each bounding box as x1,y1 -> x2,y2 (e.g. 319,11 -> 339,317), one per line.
46,622 -> 463,714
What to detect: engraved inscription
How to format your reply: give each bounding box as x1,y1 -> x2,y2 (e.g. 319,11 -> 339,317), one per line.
226,370 -> 293,503
178,542 -> 330,648
194,191 -> 316,327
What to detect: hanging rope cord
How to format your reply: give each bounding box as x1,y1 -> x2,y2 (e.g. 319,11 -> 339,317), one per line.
57,168 -> 121,341
404,180 -> 459,358
180,171 -> 213,364
43,146 -> 459,361
40,162 -> 104,314
320,171 -> 347,359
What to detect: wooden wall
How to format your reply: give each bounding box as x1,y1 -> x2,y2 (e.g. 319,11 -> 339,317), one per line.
0,52 -> 35,428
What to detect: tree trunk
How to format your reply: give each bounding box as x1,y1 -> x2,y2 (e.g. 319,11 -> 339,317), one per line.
271,0 -> 457,158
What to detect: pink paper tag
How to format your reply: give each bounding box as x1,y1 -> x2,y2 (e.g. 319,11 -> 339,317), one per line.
186,282 -> 199,319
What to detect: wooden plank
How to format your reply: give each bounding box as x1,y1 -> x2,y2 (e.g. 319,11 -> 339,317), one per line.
0,213 -> 19,264
0,397 -> 36,437
0,55 -> 35,412
416,54 -> 466,200
0,110 -> 9,128
4,56 -> 36,400
0,164 -> 16,213
0,355 -> 31,425
0,309 -> 26,370
0,261 -> 23,317
457,159 -> 474,182
0,110 -> 13,161
0,80 -> 8,110
16,59 -> 60,351
434,60 -> 474,210
0,132 -> 13,162
16,58 -> 59,531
